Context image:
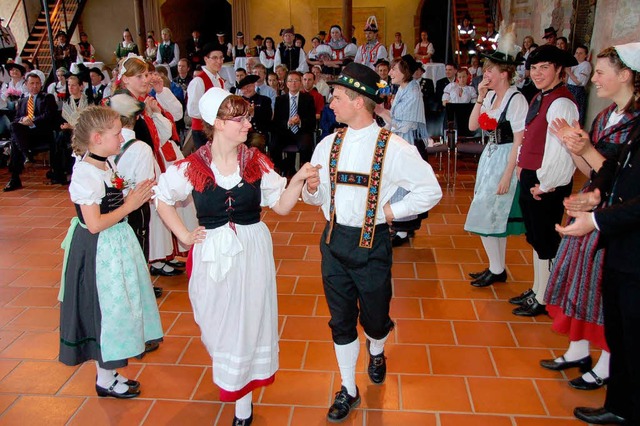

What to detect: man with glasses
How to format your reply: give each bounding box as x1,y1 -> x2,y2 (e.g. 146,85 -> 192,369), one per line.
187,43 -> 228,149
271,71 -> 316,175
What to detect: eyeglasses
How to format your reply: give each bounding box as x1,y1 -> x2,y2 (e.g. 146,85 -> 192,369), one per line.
224,114 -> 253,123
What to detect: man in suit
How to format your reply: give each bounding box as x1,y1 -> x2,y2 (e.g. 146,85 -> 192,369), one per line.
186,29 -> 205,68
270,70 -> 316,174
435,62 -> 457,110
4,72 -> 58,191
238,74 -> 272,153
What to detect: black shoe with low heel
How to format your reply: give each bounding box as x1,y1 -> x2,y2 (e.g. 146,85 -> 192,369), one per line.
509,289 -> 534,305
471,270 -> 507,287
469,268 -> 489,279
569,370 -> 609,390
96,380 -> 140,399
574,407 -> 625,425
539,355 -> 592,372
327,386 -> 360,423
114,372 -> 140,390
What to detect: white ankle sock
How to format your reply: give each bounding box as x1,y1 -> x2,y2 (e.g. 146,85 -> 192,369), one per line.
235,392 -> 252,419
481,236 -> 505,274
151,261 -> 175,272
557,339 -> 589,362
95,363 -> 129,393
395,231 -> 407,239
334,339 -> 359,397
364,332 -> 388,356
583,350 -> 610,382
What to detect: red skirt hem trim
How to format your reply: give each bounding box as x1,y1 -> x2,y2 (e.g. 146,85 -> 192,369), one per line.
219,375 -> 276,402
547,305 -> 609,351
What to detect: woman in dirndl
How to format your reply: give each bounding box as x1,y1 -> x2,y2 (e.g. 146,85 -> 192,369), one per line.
59,106 -> 163,399
463,29 -> 528,288
541,43 -> 640,390
155,88 -> 319,425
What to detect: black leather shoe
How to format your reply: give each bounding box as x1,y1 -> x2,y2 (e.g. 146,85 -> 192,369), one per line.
167,259 -> 186,268
113,372 -> 140,390
150,265 -> 184,276
391,235 -> 409,247
569,370 -> 609,390
469,268 -> 489,279
136,341 -> 161,359
366,341 -> 387,385
574,407 -> 626,425
471,270 -> 507,287
540,355 -> 592,372
509,289 -> 535,305
512,296 -> 548,316
3,178 -> 22,192
327,386 -> 360,423
96,380 -> 141,399
153,286 -> 163,298
232,406 -> 253,426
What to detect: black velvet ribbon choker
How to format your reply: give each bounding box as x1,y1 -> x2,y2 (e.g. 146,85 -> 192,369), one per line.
87,152 -> 108,162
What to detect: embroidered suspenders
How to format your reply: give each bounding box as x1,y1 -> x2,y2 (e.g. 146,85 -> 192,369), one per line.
326,127 -> 392,248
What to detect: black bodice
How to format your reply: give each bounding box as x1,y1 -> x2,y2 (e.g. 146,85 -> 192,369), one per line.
493,92 -> 519,145
192,178 -> 262,229
75,183 -> 124,225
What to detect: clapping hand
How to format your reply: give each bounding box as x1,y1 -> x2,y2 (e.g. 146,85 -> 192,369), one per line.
563,189 -> 601,212
550,118 -> 590,156
124,179 -> 154,210
555,210 -> 595,237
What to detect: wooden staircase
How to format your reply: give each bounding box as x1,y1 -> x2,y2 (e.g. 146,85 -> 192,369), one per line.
19,0 -> 86,79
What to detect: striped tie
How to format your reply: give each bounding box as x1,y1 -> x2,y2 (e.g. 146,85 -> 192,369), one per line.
290,96 -> 299,134
27,95 -> 34,120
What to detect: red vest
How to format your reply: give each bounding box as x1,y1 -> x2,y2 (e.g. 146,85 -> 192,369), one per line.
518,85 -> 574,170
191,71 -> 216,131
391,43 -> 404,59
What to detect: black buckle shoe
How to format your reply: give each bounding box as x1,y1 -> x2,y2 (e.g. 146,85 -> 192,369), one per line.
512,296 -> 548,317
574,407 -> 626,425
96,379 -> 141,399
113,372 -> 140,390
508,289 -> 534,305
327,386 -> 360,423
539,355 -> 592,372
471,270 -> 507,287
366,340 -> 387,384
569,370 -> 609,390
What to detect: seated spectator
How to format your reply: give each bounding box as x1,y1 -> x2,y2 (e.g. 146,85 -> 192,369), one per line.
270,71 -> 316,174
4,72 -> 57,191
442,68 -> 477,106
252,63 -> 276,109
238,74 -> 272,152
172,58 -> 192,95
86,67 -> 111,105
435,62 -> 458,107
311,65 -> 330,101
267,71 -> 282,96
230,68 -> 247,94
302,71 -> 324,120
47,67 -> 68,110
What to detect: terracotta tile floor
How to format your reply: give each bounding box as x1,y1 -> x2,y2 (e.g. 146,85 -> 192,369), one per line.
0,161 -> 599,425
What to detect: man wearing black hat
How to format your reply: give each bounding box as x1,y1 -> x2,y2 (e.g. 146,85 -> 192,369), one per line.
53,31 -> 77,70
4,72 -> 57,191
542,27 -> 558,46
302,62 -> 442,422
252,34 -> 265,53
186,43 -> 228,149
86,67 -> 110,105
238,74 -> 271,153
274,28 -> 308,73
510,45 -> 579,317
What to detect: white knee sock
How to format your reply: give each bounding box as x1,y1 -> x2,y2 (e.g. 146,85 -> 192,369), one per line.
531,250 -> 552,304
334,339 -> 360,397
480,236 -> 505,274
364,332 -> 389,356
583,350 -> 610,382
95,362 -> 129,393
498,237 -> 507,271
235,391 -> 253,419
557,339 -> 590,362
